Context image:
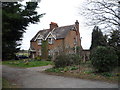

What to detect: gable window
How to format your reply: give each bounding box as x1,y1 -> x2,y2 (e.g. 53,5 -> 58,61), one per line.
48,38 -> 54,44
38,39 -> 42,45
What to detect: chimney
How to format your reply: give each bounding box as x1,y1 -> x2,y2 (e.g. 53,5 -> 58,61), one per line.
75,20 -> 79,31
50,22 -> 58,31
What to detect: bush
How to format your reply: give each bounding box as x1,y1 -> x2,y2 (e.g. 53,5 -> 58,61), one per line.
70,54 -> 81,65
91,46 -> 118,72
34,56 -> 42,61
54,54 -> 81,68
47,55 -> 52,61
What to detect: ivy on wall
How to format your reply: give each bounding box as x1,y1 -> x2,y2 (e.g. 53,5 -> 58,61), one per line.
41,40 -> 48,60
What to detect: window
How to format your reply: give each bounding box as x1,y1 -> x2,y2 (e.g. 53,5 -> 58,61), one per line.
48,50 -> 51,56
48,49 -> 52,56
39,49 -> 41,56
48,38 -> 54,44
74,38 -> 77,45
38,39 -> 42,45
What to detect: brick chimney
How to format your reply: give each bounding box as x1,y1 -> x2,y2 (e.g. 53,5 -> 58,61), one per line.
75,20 -> 79,31
50,22 -> 58,31
75,20 -> 81,46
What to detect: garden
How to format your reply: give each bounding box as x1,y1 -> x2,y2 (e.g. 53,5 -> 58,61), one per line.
45,46 -> 120,84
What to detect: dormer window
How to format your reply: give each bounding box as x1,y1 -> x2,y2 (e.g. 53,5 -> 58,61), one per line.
48,38 -> 54,44
38,39 -> 42,45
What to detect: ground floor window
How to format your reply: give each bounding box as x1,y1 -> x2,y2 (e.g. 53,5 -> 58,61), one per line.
38,49 -> 41,56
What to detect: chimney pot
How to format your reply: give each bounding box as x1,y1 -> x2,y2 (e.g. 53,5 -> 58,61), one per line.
50,22 -> 58,31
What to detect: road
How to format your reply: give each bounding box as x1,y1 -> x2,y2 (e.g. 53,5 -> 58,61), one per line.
2,65 -> 118,88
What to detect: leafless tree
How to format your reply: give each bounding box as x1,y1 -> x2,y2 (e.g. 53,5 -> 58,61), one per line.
79,0 -> 120,32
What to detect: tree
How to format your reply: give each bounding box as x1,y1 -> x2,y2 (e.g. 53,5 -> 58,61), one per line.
108,30 -> 120,66
79,0 -> 120,31
90,26 -> 107,50
108,30 -> 120,48
91,46 -> 118,72
2,2 -> 45,60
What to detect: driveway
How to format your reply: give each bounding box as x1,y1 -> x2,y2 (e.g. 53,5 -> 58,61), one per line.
2,65 -> 118,88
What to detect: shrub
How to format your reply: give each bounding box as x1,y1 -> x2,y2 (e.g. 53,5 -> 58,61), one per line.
54,54 -> 69,68
91,46 -> 118,72
34,56 -> 42,61
47,55 -> 52,61
70,54 -> 81,65
54,54 -> 81,68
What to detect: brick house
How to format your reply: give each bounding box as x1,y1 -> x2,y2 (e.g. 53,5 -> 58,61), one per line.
29,20 -> 84,59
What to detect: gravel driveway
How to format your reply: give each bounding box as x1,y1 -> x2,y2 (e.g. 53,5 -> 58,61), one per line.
2,65 -> 118,88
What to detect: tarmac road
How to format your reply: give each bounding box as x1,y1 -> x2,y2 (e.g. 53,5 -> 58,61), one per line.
2,65 -> 118,88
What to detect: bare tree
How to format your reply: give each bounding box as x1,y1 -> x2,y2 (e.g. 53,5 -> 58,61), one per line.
79,0 -> 120,32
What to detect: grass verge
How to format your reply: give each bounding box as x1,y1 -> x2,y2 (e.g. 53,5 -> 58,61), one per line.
2,78 -> 20,88
2,59 -> 53,68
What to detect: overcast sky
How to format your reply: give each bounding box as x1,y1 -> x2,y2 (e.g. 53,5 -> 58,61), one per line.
20,0 -> 93,50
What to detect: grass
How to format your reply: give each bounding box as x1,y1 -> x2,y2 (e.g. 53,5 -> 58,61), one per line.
2,78 -> 20,88
46,66 -> 78,73
45,62 -> 119,84
16,52 -> 29,56
2,59 -> 53,68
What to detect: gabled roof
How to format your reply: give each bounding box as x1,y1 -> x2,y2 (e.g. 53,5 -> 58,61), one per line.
30,25 -> 77,42
53,25 -> 76,39
30,29 -> 49,42
45,31 -> 56,40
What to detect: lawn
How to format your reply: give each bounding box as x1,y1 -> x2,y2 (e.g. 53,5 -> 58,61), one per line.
45,62 -> 119,84
2,59 -> 53,68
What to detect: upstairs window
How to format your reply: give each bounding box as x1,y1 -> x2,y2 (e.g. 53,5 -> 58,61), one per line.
48,38 -> 54,44
38,39 -> 42,45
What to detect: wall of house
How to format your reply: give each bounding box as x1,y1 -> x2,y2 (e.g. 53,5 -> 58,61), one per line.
31,41 -> 42,57
31,38 -> 64,58
48,39 -> 64,50
64,30 -> 81,54
64,30 -> 76,48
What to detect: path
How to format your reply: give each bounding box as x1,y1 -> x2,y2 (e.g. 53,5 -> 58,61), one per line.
2,65 -> 118,88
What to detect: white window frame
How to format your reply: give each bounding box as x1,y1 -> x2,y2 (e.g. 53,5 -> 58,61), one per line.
48,50 -> 51,56
48,38 -> 54,44
39,49 -> 42,56
38,39 -> 42,45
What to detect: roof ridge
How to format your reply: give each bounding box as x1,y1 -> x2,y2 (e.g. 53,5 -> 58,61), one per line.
38,29 -> 49,32
57,24 -> 75,28
37,24 -> 75,31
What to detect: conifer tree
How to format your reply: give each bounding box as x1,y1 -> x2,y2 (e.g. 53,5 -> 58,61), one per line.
90,26 -> 107,50
2,2 -> 45,60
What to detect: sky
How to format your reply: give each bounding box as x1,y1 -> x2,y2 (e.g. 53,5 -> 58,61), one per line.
20,0 -> 93,50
